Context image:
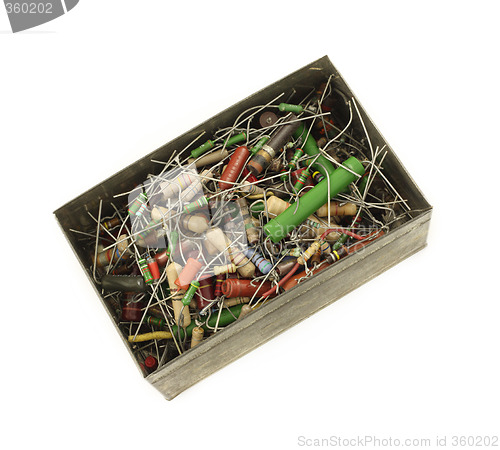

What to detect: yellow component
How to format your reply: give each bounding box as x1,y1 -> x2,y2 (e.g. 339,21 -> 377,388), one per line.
128,331 -> 172,343
297,240 -> 322,265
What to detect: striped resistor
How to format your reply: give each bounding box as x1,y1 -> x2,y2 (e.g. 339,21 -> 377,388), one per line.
293,168 -> 310,193
128,192 -> 148,216
239,181 -> 265,197
297,240 -> 323,265
183,196 -> 208,214
243,248 -> 273,274
236,197 -> 260,245
146,315 -> 165,328
213,263 -> 236,276
138,258 -> 154,284
214,275 -> 224,297
288,148 -> 304,171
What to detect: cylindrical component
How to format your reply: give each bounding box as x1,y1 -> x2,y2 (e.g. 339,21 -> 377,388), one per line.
239,181 -> 265,197
188,149 -> 228,167
279,103 -> 304,114
166,262 -> 191,327
146,257 -> 160,281
184,196 -> 209,214
246,114 -> 299,176
203,238 -> 219,255
297,240 -> 322,265
237,304 -> 253,321
236,198 -> 260,245
175,258 -> 203,290
326,246 -> 348,263
146,315 -> 165,328
190,140 -> 215,159
275,256 -> 298,276
102,216 -> 121,231
138,258 -> 154,284
181,214 -> 209,233
282,262 -> 331,291
144,355 -> 158,372
205,227 -> 255,278
288,148 -> 304,170
191,327 -> 204,348
128,192 -> 148,216
222,296 -> 251,307
224,132 -> 246,147
320,240 -> 331,255
263,157 -> 364,243
219,146 -> 250,190
154,249 -> 169,267
195,277 -> 215,310
293,167 -> 311,193
101,275 -> 145,292
222,279 -> 274,298
332,233 -> 349,251
182,281 -> 200,306
213,263 -> 236,276
214,275 -> 224,297
310,251 -> 321,265
250,136 -> 269,155
159,171 -> 199,199
312,170 -> 325,184
121,299 -> 143,322
259,111 -> 278,128
316,202 -> 357,217
243,248 -> 272,274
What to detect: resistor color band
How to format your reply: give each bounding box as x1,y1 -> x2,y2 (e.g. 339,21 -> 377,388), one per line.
236,197 -> 260,245
243,248 -> 272,274
221,279 -> 275,298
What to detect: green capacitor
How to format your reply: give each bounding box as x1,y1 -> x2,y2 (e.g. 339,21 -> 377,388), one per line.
279,103 -> 304,114
263,156 -> 364,243
191,140 -> 215,159
182,281 -> 200,306
250,136 -> 270,155
224,132 -> 246,147
293,124 -> 335,178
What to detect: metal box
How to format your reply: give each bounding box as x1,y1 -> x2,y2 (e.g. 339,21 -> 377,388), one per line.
54,56 -> 432,400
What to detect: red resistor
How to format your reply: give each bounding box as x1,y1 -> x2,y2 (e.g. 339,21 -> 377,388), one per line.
144,356 -> 158,373
175,258 -> 203,290
214,275 -> 224,297
147,257 -> 161,281
154,249 -> 169,267
221,279 -> 276,298
195,276 -> 215,310
219,146 -> 250,190
121,299 -> 143,322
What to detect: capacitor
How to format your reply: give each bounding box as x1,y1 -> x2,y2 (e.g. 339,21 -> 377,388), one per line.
243,248 -> 272,274
101,275 -> 146,292
175,258 -> 203,290
315,202 -> 357,217
146,315 -> 165,328
250,136 -> 269,155
259,111 -> 278,128
237,304 -> 253,321
166,262 -> 191,327
219,146 -> 250,190
121,298 -> 143,322
278,103 -> 304,114
144,355 -> 158,372
138,258 -> 154,284
221,279 -> 275,298
183,196 -> 208,214
190,327 -> 204,348
236,198 -> 260,245
128,192 -> 148,216
222,296 -> 251,307
146,256 -> 160,281
194,277 -> 215,311
246,113 -> 300,177
181,213 -> 209,233
182,281 -> 200,306
205,227 -> 255,278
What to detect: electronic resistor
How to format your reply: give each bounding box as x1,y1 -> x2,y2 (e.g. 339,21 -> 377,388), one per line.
194,277 -> 215,311
315,202 -> 357,217
166,262 -> 191,327
182,281 -> 200,306
121,298 -> 143,322
175,258 -> 203,290
214,275 -> 224,297
288,148 -> 304,171
128,192 -> 148,216
276,256 -> 298,276
222,296 -> 251,307
190,139 -> 215,159
237,305 -> 253,321
297,240 -> 323,265
239,181 -> 265,197
250,136 -> 269,155
146,256 -> 160,281
146,315 -> 165,328
221,279 -> 275,298
188,149 -> 228,167
181,213 -> 209,233
293,167 -> 311,193
138,258 -> 154,284
312,171 -> 325,184
159,170 -> 198,199
183,196 -> 208,214
279,103 -> 304,114
236,197 -> 260,245
190,327 -> 204,348
243,248 -> 272,274
213,263 -> 236,276
320,240 -> 331,255
310,250 -> 321,265
95,234 -> 130,267
101,216 -> 121,231
326,246 -> 348,263
219,146 -> 250,191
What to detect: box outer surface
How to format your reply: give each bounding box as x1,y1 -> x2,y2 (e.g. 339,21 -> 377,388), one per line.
54,56 -> 432,400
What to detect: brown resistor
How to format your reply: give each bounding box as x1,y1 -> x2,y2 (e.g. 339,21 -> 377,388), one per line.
236,198 -> 260,245
221,279 -> 275,298
315,202 -> 357,217
222,296 -> 251,307
237,305 -> 253,321
219,146 -> 250,191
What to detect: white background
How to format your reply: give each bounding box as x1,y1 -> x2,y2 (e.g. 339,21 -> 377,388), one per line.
1,1 -> 499,449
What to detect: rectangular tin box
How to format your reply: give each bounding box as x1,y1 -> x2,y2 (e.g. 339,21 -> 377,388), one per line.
54,56 -> 432,400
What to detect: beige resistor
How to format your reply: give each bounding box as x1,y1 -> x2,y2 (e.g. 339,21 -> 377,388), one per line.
151,206 -> 171,222
188,149 -> 229,168
237,304 -> 253,321
223,297 -> 251,308
297,240 -> 322,265
310,250 -> 322,265
181,213 -> 209,233
213,263 -> 236,276
159,170 -> 198,199
320,240 -> 331,255
315,201 -> 357,217
204,238 -> 219,255
235,197 -> 260,245
190,327 -> 204,348
205,227 -> 255,278
239,181 -> 265,197
166,262 -> 191,327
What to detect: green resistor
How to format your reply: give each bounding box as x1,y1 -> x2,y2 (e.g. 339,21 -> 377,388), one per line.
182,281 -> 200,306
288,148 -> 304,171
304,218 -> 320,229
128,192 -> 148,216
279,103 -> 304,114
280,168 -> 289,182
250,201 -> 265,216
184,196 -> 208,214
250,136 -> 269,155
224,132 -> 246,147
191,140 -> 215,159
293,168 -> 310,193
138,258 -> 154,284
146,315 -> 165,328
332,233 -> 349,251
